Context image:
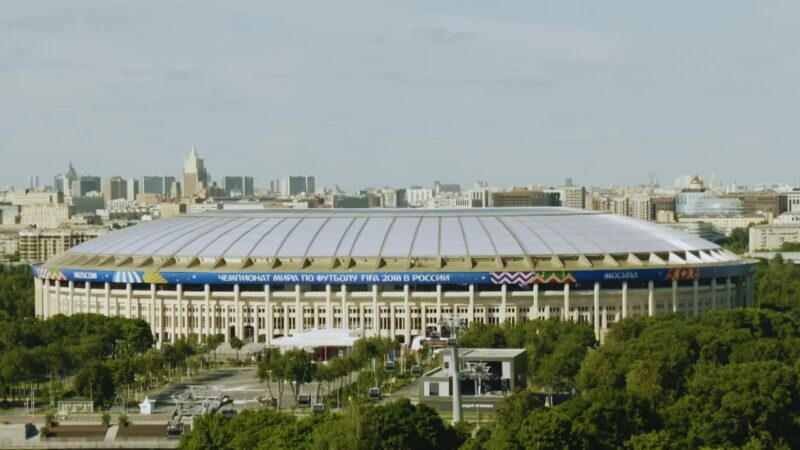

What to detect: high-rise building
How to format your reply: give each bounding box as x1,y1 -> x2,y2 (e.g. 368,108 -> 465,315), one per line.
28,175 -> 40,190
407,187 -> 433,207
102,176 -> 128,204
281,176 -> 315,197
126,178 -> 140,202
183,146 -> 209,198
72,175 -> 101,196
53,162 -> 78,194
491,189 -> 559,208
629,196 -> 653,221
223,176 -> 254,197
142,175 -> 176,198
560,186 -> 586,209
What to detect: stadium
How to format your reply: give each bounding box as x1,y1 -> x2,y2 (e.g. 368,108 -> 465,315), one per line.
33,208 -> 756,345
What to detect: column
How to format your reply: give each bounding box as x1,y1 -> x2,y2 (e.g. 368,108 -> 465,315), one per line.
500,284 -> 508,324
68,281 -> 75,316
562,283 -> 571,321
340,285 -> 348,329
671,280 -> 678,313
43,279 -> 50,319
544,304 -> 551,319
313,304 -> 320,329
725,277 -> 732,309
295,284 -> 302,333
284,303 -> 290,336
648,280 -> 655,316
159,295 -> 165,345
711,278 -> 717,310
468,284 -> 476,324
204,284 -> 211,337
436,284 -> 443,331
404,284 -> 412,345
104,282 -> 111,317
170,299 -> 177,343
532,284 -> 539,320
85,282 -> 91,314
601,306 -> 608,331
150,284 -> 157,342
176,284 -> 183,339
252,299 -> 259,343
235,284 -> 243,339
212,298 -> 218,337
126,283 -> 133,319
389,304 -> 396,338
325,284 -> 333,329
54,280 -> 61,315
621,281 -> 628,319
692,279 -> 699,316
264,285 -> 273,345
372,284 -> 380,337
35,278 -> 43,318
223,304 -> 230,341
593,282 -> 600,340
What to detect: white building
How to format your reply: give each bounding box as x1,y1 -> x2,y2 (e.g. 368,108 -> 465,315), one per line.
34,209 -> 756,346
407,188 -> 433,207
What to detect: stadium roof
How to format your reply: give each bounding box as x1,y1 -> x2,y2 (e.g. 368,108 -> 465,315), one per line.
47,208 -> 739,272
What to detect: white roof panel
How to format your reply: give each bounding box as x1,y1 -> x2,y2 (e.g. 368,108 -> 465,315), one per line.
57,208 -> 730,265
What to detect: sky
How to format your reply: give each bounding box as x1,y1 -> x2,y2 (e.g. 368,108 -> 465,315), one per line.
1,0 -> 799,191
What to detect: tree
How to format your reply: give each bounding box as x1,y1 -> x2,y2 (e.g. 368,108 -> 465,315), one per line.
74,361 -> 115,406
203,334 -> 225,363
282,349 -> 316,405
257,348 -> 287,410
229,336 -> 244,362
723,227 -> 749,254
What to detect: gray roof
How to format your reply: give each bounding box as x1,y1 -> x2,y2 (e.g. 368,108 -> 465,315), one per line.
65,208 -> 726,264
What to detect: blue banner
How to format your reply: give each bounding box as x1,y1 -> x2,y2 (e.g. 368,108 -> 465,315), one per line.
34,262 -> 756,286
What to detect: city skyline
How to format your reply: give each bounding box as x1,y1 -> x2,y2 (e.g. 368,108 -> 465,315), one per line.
2,1 -> 799,189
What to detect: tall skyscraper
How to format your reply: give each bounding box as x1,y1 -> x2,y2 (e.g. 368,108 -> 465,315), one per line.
142,175 -> 176,198
54,162 -> 78,194
223,176 -> 254,197
72,175 -> 102,196
102,176 -> 128,204
126,178 -> 140,202
28,174 -> 40,190
183,146 -> 209,198
281,175 -> 315,197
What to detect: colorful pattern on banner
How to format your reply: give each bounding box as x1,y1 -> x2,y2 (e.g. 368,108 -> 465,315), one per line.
31,263 -> 755,286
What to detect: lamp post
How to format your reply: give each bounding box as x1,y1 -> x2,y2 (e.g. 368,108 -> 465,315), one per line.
438,314 -> 466,424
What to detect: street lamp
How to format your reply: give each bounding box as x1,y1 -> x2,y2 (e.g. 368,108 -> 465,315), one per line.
438,314 -> 467,424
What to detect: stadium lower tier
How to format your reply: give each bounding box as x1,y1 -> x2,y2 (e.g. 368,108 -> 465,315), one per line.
34,276 -> 755,344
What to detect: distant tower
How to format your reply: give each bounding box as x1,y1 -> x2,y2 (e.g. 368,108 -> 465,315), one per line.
183,146 -> 208,198
564,177 -> 573,187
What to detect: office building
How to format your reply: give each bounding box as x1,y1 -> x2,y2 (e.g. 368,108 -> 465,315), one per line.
142,176 -> 176,198
223,176 -> 255,197
72,176 -> 102,196
28,175 -> 39,190
19,228 -> 106,263
127,178 -> 140,202
281,176 -> 315,197
491,190 -> 559,208
102,177 -> 128,204
560,186 -> 586,209
749,224 -> 800,252
20,204 -> 72,229
183,146 -> 209,198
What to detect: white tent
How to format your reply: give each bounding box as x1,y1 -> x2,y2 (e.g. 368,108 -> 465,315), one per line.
271,328 -> 362,350
139,396 -> 155,415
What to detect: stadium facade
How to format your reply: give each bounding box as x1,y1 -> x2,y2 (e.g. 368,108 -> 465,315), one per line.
33,208 -> 756,344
